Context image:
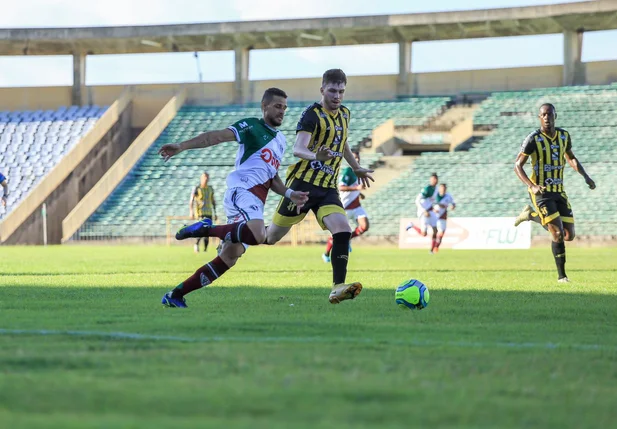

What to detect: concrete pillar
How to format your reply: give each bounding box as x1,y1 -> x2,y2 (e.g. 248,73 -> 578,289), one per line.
72,53 -> 86,106
234,47 -> 250,104
397,41 -> 412,97
563,30 -> 585,86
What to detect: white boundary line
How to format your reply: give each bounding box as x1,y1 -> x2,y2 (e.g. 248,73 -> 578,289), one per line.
0,329 -> 615,352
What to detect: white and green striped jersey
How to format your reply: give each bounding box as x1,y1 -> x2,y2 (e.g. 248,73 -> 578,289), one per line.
227,117 -> 287,202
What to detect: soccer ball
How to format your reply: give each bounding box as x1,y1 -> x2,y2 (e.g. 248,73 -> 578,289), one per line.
395,279 -> 430,310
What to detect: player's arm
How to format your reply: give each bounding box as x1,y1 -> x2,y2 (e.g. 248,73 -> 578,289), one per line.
270,174 -> 309,214
159,128 -> 236,162
211,191 -> 217,220
515,136 -> 544,195
292,132 -> 333,162
563,134 -> 595,189
343,142 -> 374,188
188,188 -> 195,218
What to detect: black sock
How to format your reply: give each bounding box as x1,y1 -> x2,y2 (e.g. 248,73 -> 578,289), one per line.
331,232 -> 351,285
530,212 -> 549,231
552,241 -> 567,279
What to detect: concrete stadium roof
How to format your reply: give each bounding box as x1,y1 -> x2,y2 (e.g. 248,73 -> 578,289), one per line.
0,1 -> 616,56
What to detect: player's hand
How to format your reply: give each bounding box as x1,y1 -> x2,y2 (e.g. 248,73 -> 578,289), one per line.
158,143 -> 183,162
353,167 -> 375,188
315,146 -> 334,162
424,210 -> 430,218
290,191 -> 309,214
530,185 -> 545,195
585,176 -> 596,190
355,184 -> 365,191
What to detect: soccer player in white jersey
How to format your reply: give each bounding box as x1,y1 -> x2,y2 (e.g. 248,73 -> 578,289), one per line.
158,88 -> 309,308
406,173 -> 439,252
431,183 -> 456,253
322,150 -> 369,262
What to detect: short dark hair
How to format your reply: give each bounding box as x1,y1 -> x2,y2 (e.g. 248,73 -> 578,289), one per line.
262,87 -> 288,104
322,69 -> 347,86
440,183 -> 447,188
539,103 -> 556,113
430,172 -> 438,179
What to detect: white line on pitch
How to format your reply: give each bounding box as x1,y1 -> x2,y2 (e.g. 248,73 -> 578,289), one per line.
0,329 -> 615,352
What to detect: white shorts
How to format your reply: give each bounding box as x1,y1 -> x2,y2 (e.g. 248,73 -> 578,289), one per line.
418,210 -> 437,231
345,206 -> 368,222
436,219 -> 447,232
223,187 -> 265,223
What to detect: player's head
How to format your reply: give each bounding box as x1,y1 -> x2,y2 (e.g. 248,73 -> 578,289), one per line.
538,103 -> 557,130
261,87 -> 288,127
351,149 -> 360,163
429,172 -> 438,187
200,172 -> 209,186
439,183 -> 447,195
320,69 -> 347,112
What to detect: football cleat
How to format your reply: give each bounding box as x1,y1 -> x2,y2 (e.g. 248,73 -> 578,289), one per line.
161,291 -> 188,308
405,222 -> 414,232
176,218 -> 213,240
322,253 -> 331,263
557,277 -> 571,283
329,282 -> 363,304
514,205 -> 533,227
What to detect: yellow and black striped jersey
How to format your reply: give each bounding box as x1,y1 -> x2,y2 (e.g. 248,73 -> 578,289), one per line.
285,103 -> 350,189
192,185 -> 215,217
520,127 -> 572,193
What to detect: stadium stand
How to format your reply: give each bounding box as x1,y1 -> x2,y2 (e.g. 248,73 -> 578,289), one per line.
363,84 -> 617,237
77,98 -> 450,239
0,105 -> 107,219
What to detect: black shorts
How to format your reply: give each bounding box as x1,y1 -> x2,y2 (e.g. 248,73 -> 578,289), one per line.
272,178 -> 345,230
529,191 -> 574,225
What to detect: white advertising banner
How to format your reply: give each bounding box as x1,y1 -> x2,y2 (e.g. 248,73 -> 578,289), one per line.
398,217 -> 531,250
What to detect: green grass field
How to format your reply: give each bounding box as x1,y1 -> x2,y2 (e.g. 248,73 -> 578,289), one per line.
1,244 -> 616,429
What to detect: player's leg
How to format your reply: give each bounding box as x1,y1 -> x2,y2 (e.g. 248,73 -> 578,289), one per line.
177,190 -> 265,245
203,216 -> 212,251
316,191 -> 362,303
162,242 -> 246,308
351,209 -> 369,239
195,237 -> 201,253
546,217 -> 568,282
434,220 -> 446,252
406,209 -> 429,237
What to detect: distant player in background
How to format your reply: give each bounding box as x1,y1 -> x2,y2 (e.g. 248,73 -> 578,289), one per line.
0,171 -> 7,207
189,172 -> 217,253
322,150 -> 369,263
513,103 -> 595,283
158,88 -> 308,308
406,173 -> 439,253
431,183 -> 456,253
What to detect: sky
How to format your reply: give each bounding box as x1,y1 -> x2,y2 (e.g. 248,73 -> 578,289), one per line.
0,0 -> 615,87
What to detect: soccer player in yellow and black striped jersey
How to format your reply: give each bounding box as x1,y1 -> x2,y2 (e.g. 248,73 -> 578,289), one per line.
266,69 -> 375,304
189,172 -> 217,252
514,103 -> 596,283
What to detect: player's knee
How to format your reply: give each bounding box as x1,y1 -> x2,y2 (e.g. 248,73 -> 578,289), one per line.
552,229 -> 564,243
252,228 -> 267,245
565,230 -> 575,241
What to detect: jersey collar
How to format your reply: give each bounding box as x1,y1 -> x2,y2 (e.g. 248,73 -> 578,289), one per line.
259,118 -> 279,135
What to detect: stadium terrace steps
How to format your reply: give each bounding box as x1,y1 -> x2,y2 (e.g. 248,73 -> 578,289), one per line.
0,105 -> 107,220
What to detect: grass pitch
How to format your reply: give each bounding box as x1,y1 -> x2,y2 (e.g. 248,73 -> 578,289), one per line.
0,245 -> 616,428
